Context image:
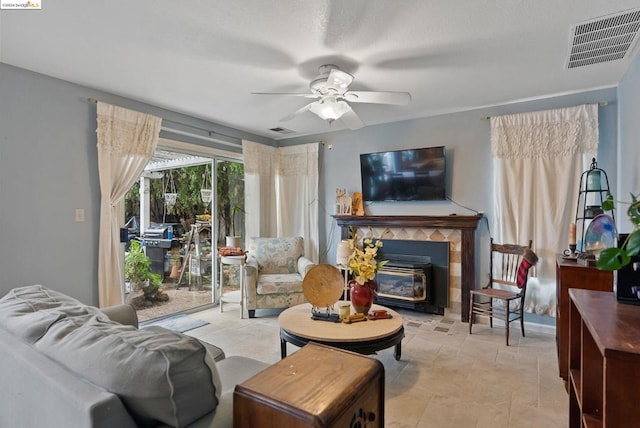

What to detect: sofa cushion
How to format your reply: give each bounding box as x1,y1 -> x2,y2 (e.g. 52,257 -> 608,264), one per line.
256,273 -> 303,295
1,285 -> 222,428
0,325 -> 139,428
37,317 -> 220,427
247,237 -> 305,274
0,284 -> 102,343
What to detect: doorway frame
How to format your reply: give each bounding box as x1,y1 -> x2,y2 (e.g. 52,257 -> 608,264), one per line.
144,137 -> 243,312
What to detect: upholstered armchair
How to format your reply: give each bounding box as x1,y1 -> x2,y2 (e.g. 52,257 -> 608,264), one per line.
245,236 -> 315,318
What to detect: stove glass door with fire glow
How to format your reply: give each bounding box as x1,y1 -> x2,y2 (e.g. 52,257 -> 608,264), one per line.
376,266 -> 428,301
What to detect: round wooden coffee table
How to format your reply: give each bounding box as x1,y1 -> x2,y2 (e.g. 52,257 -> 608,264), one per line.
278,302 -> 404,360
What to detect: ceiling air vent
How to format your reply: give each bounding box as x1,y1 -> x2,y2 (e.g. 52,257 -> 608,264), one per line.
567,9 -> 640,69
269,127 -> 295,134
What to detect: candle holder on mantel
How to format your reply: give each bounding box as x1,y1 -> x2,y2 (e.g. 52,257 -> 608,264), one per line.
574,157 -> 614,256
563,243 -> 578,258
563,222 -> 578,258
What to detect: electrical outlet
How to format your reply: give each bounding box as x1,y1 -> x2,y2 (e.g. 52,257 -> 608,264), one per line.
75,209 -> 85,222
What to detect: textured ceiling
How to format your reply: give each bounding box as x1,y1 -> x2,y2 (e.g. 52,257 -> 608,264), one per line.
1,0 -> 639,140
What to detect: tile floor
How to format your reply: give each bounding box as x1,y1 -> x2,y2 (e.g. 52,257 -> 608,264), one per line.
185,306 -> 568,428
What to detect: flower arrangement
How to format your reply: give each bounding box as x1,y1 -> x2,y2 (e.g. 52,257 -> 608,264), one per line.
347,227 -> 389,284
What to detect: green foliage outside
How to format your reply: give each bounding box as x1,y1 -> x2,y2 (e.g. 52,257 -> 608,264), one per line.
124,160 -> 244,245
596,193 -> 640,271
124,240 -> 163,300
217,161 -> 245,237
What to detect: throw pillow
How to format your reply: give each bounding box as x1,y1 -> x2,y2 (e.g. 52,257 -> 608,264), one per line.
37,318 -> 220,427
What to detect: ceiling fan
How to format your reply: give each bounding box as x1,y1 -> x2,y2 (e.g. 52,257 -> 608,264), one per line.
253,64 -> 411,130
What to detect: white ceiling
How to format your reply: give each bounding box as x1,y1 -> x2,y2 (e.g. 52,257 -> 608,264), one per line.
1,1 -> 639,140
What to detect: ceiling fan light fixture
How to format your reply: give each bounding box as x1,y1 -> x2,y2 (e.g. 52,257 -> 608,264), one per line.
327,70 -> 352,91
310,65 -> 354,95
309,99 -> 350,121
255,64 -> 409,128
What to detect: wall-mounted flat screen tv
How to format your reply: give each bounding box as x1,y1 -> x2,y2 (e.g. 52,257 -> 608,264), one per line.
360,146 -> 446,202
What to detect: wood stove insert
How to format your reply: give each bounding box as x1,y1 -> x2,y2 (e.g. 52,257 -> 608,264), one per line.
375,240 -> 449,314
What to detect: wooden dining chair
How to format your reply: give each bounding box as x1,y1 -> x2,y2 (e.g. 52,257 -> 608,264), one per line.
469,239 -> 538,345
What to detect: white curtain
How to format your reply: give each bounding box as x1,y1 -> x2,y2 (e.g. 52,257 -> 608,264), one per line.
243,141 -> 277,239
243,140 -> 320,262
276,144 -> 320,262
491,104 -> 598,315
97,102 -> 161,307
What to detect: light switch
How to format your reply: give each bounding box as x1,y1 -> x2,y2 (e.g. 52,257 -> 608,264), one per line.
75,209 -> 85,222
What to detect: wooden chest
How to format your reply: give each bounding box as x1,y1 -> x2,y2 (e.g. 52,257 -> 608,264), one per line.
233,343 -> 384,428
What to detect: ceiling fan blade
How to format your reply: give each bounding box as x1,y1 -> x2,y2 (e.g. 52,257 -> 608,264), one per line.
326,68 -> 354,93
343,91 -> 411,105
340,105 -> 364,130
280,101 -> 317,122
252,92 -> 318,98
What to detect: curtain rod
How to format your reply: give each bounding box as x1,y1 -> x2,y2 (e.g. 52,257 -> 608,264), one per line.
87,97 -> 242,144
480,101 -> 609,120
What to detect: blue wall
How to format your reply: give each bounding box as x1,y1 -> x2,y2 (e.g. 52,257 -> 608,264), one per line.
0,54 -> 636,303
280,88 -> 619,282
617,52 -> 640,232
0,63 -> 269,304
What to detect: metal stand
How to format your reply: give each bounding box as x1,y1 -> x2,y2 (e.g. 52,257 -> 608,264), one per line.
219,255 -> 246,318
177,223 -> 209,290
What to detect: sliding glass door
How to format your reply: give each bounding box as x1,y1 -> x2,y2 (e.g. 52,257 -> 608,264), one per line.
123,145 -> 244,321
215,158 -> 245,300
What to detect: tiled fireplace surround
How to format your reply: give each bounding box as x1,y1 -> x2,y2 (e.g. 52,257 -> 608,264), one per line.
335,215 -> 483,322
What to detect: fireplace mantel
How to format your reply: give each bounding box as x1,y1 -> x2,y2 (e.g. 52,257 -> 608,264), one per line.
333,215 -> 483,322
333,215 -> 482,234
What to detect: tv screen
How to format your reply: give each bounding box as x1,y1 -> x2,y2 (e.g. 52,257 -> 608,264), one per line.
360,146 -> 446,202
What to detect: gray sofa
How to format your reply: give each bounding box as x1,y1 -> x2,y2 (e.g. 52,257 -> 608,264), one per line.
0,285 -> 269,428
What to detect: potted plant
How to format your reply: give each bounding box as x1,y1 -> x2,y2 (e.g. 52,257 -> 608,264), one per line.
224,204 -> 246,247
346,227 -> 389,314
597,193 -> 640,270
124,240 -> 165,302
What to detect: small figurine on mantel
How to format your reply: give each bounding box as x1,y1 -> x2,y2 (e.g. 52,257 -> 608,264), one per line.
352,192 -> 365,216
335,188 -> 352,215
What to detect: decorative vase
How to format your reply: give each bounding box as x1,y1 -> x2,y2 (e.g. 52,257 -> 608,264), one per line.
336,240 -> 351,266
225,236 -> 241,248
349,279 -> 376,315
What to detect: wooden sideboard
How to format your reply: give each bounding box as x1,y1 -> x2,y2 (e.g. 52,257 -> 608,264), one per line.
568,289 -> 640,427
556,256 -> 612,385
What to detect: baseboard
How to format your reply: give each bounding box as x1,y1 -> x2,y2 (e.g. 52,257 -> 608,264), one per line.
486,318 -> 556,336
523,320 -> 555,335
